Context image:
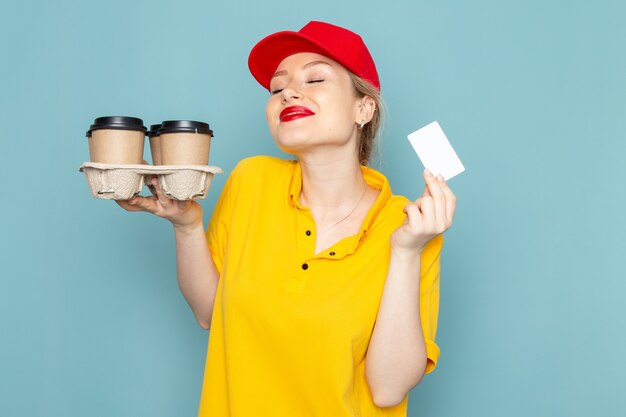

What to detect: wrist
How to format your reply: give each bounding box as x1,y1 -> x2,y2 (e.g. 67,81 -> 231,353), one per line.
170,201 -> 203,234
390,244 -> 423,261
173,219 -> 205,236
387,245 -> 423,285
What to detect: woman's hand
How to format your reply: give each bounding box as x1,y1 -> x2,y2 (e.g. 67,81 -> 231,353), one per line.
391,169 -> 456,253
116,176 -> 203,232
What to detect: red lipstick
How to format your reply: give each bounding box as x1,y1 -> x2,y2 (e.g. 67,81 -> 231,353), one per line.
280,106 -> 315,122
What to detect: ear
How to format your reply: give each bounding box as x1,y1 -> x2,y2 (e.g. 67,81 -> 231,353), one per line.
355,95 -> 376,125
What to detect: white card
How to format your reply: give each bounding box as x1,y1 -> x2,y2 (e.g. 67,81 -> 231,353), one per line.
407,121 -> 465,181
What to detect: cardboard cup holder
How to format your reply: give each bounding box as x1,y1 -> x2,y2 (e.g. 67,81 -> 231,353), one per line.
80,162 -> 223,201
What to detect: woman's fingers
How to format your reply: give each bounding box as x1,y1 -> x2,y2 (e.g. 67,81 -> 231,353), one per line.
438,177 -> 457,226
149,176 -> 170,206
129,195 -> 160,212
116,195 -> 155,212
419,169 -> 457,231
116,199 -> 144,212
114,176 -> 201,227
422,170 -> 447,229
145,175 -> 158,197
396,170 -> 457,250
404,202 -> 422,230
415,196 -> 434,228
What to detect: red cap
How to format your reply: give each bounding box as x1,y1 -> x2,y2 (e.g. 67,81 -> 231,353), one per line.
248,21 -> 381,92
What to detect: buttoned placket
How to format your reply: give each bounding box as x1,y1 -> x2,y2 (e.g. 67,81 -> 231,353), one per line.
285,204 -> 317,294
284,161 -> 385,295
284,203 -> 368,295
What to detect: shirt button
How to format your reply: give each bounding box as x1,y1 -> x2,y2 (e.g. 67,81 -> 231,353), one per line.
302,263 -> 309,270
329,252 -> 336,256
305,230 -> 311,236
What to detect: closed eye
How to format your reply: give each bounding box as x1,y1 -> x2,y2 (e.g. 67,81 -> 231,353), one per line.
271,79 -> 322,95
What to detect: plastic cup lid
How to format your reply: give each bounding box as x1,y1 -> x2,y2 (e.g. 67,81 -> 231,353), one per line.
148,124 -> 162,137
86,116 -> 147,137
158,120 -> 214,137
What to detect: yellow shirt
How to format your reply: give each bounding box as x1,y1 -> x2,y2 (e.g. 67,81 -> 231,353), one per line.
199,156 -> 442,417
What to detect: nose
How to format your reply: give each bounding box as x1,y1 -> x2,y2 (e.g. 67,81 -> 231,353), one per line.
280,83 -> 302,103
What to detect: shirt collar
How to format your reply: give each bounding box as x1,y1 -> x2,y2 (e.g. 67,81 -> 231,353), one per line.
288,160 -> 392,236
288,160 -> 303,209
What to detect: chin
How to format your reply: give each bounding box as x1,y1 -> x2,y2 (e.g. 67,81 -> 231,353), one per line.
273,141 -> 306,157
272,131 -> 313,153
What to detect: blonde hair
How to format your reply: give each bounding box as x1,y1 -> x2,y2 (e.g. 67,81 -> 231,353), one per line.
349,73 -> 385,166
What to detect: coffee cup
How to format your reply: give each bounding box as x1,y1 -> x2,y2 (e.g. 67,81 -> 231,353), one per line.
86,116 -> 146,164
148,124 -> 162,165
158,120 -> 213,165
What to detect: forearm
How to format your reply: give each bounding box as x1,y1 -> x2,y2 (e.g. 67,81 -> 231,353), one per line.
365,247 -> 426,407
174,222 -> 220,330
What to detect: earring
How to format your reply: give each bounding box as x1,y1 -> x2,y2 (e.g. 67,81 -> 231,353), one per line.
359,120 -> 365,129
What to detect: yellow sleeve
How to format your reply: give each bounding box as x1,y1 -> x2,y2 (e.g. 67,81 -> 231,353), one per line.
206,165 -> 239,275
419,233 -> 443,374
205,156 -> 289,275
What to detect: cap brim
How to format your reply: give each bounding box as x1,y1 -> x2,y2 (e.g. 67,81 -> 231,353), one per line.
248,31 -> 342,91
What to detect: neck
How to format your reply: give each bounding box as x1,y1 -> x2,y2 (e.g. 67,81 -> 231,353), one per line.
298,153 -> 367,210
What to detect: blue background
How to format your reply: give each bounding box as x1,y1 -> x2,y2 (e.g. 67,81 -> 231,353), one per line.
1,0 -> 624,416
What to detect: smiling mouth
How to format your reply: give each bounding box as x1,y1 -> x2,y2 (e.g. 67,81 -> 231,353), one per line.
280,106 -> 315,122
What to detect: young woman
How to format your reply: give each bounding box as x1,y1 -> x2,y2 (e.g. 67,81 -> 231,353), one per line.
118,21 -> 456,417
